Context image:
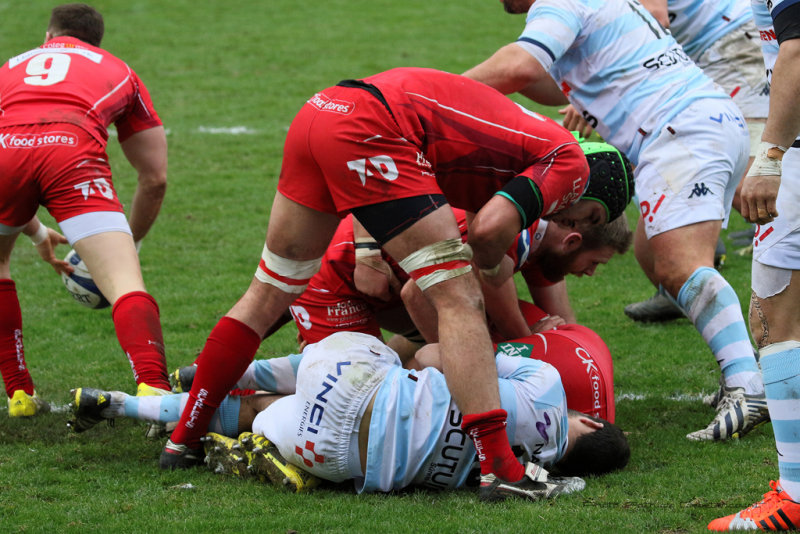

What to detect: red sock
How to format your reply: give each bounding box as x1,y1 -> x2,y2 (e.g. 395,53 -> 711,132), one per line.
0,280 -> 34,397
169,317 -> 261,449
462,408 -> 525,482
112,291 -> 169,390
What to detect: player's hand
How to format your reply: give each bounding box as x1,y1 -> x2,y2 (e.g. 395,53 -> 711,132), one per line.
740,174 -> 780,225
559,105 -> 594,138
530,314 -> 565,333
354,256 -> 401,302
35,228 -> 73,276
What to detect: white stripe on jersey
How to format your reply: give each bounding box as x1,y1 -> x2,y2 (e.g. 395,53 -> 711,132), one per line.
517,0 -> 725,163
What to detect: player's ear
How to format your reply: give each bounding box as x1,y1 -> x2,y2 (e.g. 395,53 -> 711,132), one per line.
579,416 -> 604,431
562,232 -> 583,253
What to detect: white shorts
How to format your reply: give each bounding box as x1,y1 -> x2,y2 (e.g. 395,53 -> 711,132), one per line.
697,20 -> 770,120
252,331 -> 400,483
58,211 -> 132,246
635,98 -> 750,238
752,147 -> 800,270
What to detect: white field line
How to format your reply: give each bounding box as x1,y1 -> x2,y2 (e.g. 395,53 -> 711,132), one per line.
616,392 -> 709,402
108,126 -> 255,137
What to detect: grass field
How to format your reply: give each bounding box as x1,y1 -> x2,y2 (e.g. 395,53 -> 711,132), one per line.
0,2 -> 778,533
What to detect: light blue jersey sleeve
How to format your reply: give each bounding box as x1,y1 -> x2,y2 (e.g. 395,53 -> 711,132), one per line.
497,354 -> 569,467
240,353 -> 304,393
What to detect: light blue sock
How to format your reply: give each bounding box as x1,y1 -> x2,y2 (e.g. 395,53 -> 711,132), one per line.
208,395 -> 241,437
760,341 -> 800,501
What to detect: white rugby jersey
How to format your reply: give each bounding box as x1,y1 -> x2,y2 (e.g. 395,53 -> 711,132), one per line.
247,348 -> 568,493
516,0 -> 725,163
751,0 -> 780,81
667,0 -> 752,60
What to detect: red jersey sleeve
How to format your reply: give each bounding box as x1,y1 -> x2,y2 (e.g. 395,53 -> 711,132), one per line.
114,69 -> 162,142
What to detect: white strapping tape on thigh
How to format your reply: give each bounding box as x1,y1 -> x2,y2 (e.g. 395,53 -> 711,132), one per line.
255,243 -> 322,294
751,260 -> 792,299
398,238 -> 473,291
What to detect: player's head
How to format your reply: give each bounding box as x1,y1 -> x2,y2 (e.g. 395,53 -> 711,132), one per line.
554,410 -> 630,477
48,4 -> 104,47
538,213 -> 632,281
578,142 -> 634,224
502,0 -> 535,14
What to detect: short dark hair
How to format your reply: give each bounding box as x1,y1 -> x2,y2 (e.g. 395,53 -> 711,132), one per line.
579,212 -> 633,255
554,412 -> 630,477
48,4 -> 104,47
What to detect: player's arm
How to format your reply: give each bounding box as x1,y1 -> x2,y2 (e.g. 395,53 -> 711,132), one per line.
21,216 -> 72,275
464,43 -> 568,106
481,259 -> 532,341
119,125 -> 167,244
352,216 -> 400,301
741,23 -> 800,224
468,194 -> 528,270
528,280 -> 576,324
399,278 -> 439,343
638,0 -> 670,28
236,353 -> 303,393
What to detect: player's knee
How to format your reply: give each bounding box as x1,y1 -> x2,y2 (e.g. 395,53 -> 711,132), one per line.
255,243 -> 322,294
398,238 -> 473,292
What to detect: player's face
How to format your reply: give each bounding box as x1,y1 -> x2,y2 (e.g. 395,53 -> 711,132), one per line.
546,199 -> 607,233
537,245 -> 614,282
564,246 -> 616,277
500,0 -> 534,14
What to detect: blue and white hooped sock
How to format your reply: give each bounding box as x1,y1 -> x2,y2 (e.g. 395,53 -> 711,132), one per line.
760,341 -> 800,502
677,267 -> 763,395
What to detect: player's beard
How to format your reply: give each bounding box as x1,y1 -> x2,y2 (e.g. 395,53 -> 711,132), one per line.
537,250 -> 573,284
502,0 -> 533,14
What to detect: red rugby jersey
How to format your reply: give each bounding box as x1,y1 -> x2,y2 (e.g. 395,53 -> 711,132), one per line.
0,36 -> 161,144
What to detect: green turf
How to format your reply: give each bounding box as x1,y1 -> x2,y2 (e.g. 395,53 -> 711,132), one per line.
1,2 -> 774,533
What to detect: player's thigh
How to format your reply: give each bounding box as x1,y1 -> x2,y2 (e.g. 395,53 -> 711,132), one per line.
751,261 -> 800,346
647,219 -> 722,292
72,229 -> 144,302
265,192 -> 341,261
635,99 -> 749,239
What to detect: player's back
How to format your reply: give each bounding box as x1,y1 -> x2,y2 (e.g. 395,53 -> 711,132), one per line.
0,36 -> 147,144
520,0 -> 725,162
667,0 -> 752,60
362,67 -> 582,211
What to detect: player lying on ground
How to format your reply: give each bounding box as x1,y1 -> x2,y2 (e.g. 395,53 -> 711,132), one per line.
68,331 -> 629,501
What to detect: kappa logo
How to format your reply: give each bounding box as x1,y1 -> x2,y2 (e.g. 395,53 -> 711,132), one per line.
688,182 -> 713,198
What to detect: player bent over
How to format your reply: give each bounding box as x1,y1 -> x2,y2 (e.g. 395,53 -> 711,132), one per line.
0,4 -> 171,417
160,66 -> 633,500
69,331 -> 629,500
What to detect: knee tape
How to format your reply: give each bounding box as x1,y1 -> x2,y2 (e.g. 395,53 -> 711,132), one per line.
255,244 -> 321,294
398,238 -> 473,291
